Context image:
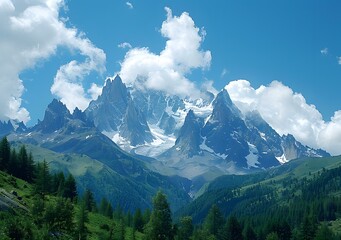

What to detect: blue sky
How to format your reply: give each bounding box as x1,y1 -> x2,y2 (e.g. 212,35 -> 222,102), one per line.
19,0 -> 341,123
2,0 -> 341,154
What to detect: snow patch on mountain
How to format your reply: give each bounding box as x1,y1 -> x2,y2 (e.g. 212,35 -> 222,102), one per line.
246,142 -> 260,168
134,125 -> 176,157
276,154 -> 288,164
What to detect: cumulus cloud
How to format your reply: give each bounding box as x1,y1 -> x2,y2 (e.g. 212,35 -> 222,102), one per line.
126,2 -> 133,9
0,0 -> 106,123
119,7 -> 211,98
225,80 -> 341,155
118,42 -> 132,49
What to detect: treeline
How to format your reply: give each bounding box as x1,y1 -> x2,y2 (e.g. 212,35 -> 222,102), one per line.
1,135 -> 341,239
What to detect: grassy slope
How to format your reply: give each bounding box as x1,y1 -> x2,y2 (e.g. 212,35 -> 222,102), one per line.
19,143 -> 190,212
0,169 -> 146,239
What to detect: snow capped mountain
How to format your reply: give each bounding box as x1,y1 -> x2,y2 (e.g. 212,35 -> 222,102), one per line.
119,99 -> 154,146
0,75 -> 330,182
86,75 -> 129,132
83,76 -> 330,179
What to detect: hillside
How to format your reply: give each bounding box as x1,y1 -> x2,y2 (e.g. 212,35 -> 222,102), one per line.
176,156 -> 341,231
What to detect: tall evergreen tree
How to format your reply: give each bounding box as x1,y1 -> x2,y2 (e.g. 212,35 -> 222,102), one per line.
44,197 -> 74,236
0,137 -> 10,171
83,188 -> 96,212
33,160 -> 51,196
51,172 -> 65,196
299,214 -> 317,240
133,208 -> 144,232
177,216 -> 193,240
99,197 -> 109,215
204,204 -> 225,237
145,191 -> 174,240
224,215 -> 243,240
63,173 -> 77,201
17,145 -> 35,182
76,201 -> 89,240
8,148 -> 17,176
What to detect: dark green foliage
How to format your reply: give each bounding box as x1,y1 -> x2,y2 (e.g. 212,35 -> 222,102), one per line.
0,139 -> 36,182
44,197 -> 74,236
176,216 -> 193,240
266,232 -> 279,240
244,224 -> 257,240
8,148 -> 18,176
314,223 -> 336,240
223,215 -> 243,240
0,212 -> 36,240
143,208 -> 151,224
100,197 -> 114,218
115,218 -> 126,240
0,137 -> 10,171
83,188 -> 97,212
133,208 -> 144,232
63,173 -> 77,201
76,200 -> 89,240
204,204 -> 225,237
33,160 -> 51,196
18,145 -> 35,182
266,219 -> 291,240
51,171 -> 65,196
145,191 -> 174,240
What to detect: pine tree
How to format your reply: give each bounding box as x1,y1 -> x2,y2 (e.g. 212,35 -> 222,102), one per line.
27,151 -> 35,182
116,218 -> 125,240
177,216 -> 193,240
51,172 -> 65,196
145,191 -> 174,240
0,137 -> 10,171
44,197 -> 74,236
8,148 -> 17,176
204,204 -> 224,237
63,173 -> 77,201
106,201 -> 114,219
299,214 -> 317,240
224,216 -> 243,240
17,145 -> 28,180
33,160 -> 51,196
76,201 -> 89,240
133,208 -> 144,232
83,188 -> 96,212
17,145 -> 35,182
99,197 -> 109,215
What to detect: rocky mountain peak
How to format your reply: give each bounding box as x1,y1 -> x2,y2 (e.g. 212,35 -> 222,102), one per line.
34,99 -> 71,133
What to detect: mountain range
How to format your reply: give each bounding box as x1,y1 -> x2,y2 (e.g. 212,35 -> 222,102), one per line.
0,75 -> 330,210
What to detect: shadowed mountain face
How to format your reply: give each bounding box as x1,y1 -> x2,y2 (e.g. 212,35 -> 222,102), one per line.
86,75 -> 154,146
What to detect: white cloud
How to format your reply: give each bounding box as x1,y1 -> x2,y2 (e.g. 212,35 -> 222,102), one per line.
320,48 -> 328,55
118,42 -> 132,49
88,83 -> 102,100
221,68 -> 229,78
119,7 -> 211,98
0,0 -> 106,123
225,80 -> 341,155
338,57 -> 341,65
126,2 -> 133,9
